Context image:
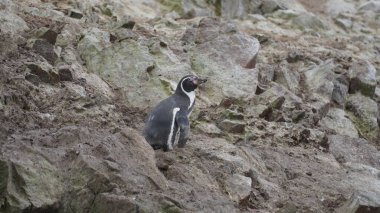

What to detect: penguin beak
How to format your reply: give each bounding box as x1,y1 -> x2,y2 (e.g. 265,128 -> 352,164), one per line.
192,76 -> 207,86
198,78 -> 207,84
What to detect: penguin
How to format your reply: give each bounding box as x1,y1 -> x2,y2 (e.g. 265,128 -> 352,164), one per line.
143,75 -> 207,151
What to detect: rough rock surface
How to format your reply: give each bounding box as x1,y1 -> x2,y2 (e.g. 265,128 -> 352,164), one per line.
0,0 -> 380,212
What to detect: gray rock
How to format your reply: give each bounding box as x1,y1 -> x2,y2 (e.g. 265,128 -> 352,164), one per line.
0,32 -> 19,60
348,61 -> 377,98
25,74 -> 41,86
56,23 -> 83,47
58,65 -> 74,81
326,0 -> 356,16
290,12 -> 327,31
319,108 -> 358,138
248,83 -> 302,119
259,96 -> 285,121
219,0 -> 261,19
218,119 -> 245,134
374,87 -> 380,103
79,37 -> 166,110
328,135 -> 380,169
346,93 -> 379,141
305,60 -> 335,101
304,60 -> 336,118
224,174 -> 252,202
291,127 -> 326,144
77,28 -> 112,63
0,127 -> 168,212
90,193 -> 147,213
336,191 -> 380,213
260,0 -> 284,14
334,14 -> 353,31
358,1 -> 380,13
271,9 -> 300,20
331,77 -> 349,106
222,109 -> 245,120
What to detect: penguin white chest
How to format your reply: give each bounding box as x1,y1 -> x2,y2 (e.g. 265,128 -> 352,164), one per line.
184,91 -> 195,109
167,107 -> 180,150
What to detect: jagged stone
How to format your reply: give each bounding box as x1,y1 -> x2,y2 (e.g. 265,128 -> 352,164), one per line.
348,61 -> 377,98
58,65 -> 73,81
31,39 -> 59,65
26,62 -> 59,84
68,9 -> 83,19
290,12 -> 327,31
219,0 -> 261,19
218,119 -> 246,134
358,1 -> 380,13
195,122 -> 223,136
336,192 -> 380,213
305,60 -> 336,99
274,65 -> 300,93
0,32 -> 19,60
33,27 -> 58,45
77,28 -> 112,63
331,76 -> 349,106
259,96 -> 285,121
90,193 -> 148,213
56,23 -> 83,47
248,82 -> 302,120
291,127 -> 326,144
25,73 -> 41,85
222,109 -> 244,120
334,14 -> 353,31
305,60 -> 336,119
192,17 -> 260,102
260,0 -> 284,14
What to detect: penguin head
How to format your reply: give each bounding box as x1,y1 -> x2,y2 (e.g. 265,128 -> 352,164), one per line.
176,75 -> 207,94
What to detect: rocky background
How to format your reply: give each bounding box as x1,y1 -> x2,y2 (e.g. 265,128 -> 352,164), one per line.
0,0 -> 380,212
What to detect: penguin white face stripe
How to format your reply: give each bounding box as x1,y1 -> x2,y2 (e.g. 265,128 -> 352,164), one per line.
180,77 -> 196,109
167,107 -> 180,150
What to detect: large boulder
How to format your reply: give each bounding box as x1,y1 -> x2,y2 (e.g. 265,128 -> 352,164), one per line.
0,10 -> 29,35
326,0 -> 356,16
348,61 -> 377,98
0,127 -> 168,212
305,60 -> 335,100
328,135 -> 380,169
337,191 -> 380,213
304,60 -> 336,118
319,108 -> 358,138
192,17 -> 260,103
271,10 -> 327,31
358,1 -> 380,13
346,93 -> 379,141
331,76 -> 349,106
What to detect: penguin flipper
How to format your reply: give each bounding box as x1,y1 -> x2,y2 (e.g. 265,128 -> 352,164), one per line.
175,112 -> 190,148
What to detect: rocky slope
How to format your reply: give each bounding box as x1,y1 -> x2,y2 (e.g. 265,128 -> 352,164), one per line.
0,0 -> 379,212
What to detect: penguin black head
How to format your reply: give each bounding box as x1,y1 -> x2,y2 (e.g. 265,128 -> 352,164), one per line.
176,75 -> 207,94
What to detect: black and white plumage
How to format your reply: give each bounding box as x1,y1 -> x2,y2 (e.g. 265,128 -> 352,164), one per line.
143,75 -> 207,151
